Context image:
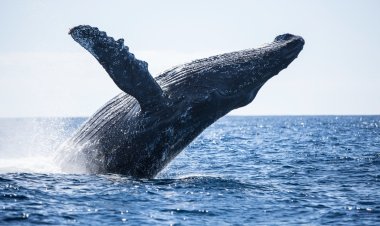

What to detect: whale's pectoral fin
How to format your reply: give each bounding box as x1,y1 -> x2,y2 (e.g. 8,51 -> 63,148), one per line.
69,25 -> 163,110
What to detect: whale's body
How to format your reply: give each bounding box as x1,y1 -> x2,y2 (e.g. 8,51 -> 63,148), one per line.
57,25 -> 304,178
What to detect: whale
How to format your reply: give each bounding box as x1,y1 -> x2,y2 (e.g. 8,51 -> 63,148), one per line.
56,25 -> 304,178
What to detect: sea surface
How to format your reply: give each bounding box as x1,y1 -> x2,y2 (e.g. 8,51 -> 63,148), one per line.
0,116 -> 379,225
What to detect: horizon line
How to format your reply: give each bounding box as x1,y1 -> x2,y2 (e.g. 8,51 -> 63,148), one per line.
1,114 -> 379,119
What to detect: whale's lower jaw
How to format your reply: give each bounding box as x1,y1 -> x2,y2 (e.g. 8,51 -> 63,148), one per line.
57,25 -> 304,178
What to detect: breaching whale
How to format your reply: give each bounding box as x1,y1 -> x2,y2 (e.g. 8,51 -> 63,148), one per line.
57,25 -> 304,178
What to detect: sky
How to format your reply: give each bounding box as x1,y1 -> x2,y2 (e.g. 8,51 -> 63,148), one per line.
0,0 -> 379,117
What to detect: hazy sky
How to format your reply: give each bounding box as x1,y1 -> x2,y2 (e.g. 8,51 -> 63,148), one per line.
1,0 -> 379,117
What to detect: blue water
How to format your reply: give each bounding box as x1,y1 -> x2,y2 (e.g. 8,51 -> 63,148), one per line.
0,116 -> 379,225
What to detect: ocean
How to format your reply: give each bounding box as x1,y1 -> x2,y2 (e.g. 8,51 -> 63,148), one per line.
0,116 -> 379,225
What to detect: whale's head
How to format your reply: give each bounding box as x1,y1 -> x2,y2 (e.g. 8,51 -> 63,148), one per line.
160,34 -> 304,116
214,34 -> 305,109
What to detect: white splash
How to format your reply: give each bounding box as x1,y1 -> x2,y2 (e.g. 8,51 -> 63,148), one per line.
0,156 -> 61,174
0,118 -> 79,174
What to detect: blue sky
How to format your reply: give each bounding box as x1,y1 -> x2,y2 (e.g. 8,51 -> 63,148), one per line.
0,0 -> 379,116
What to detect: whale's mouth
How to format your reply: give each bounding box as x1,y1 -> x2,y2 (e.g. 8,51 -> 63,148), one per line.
285,45 -> 303,61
